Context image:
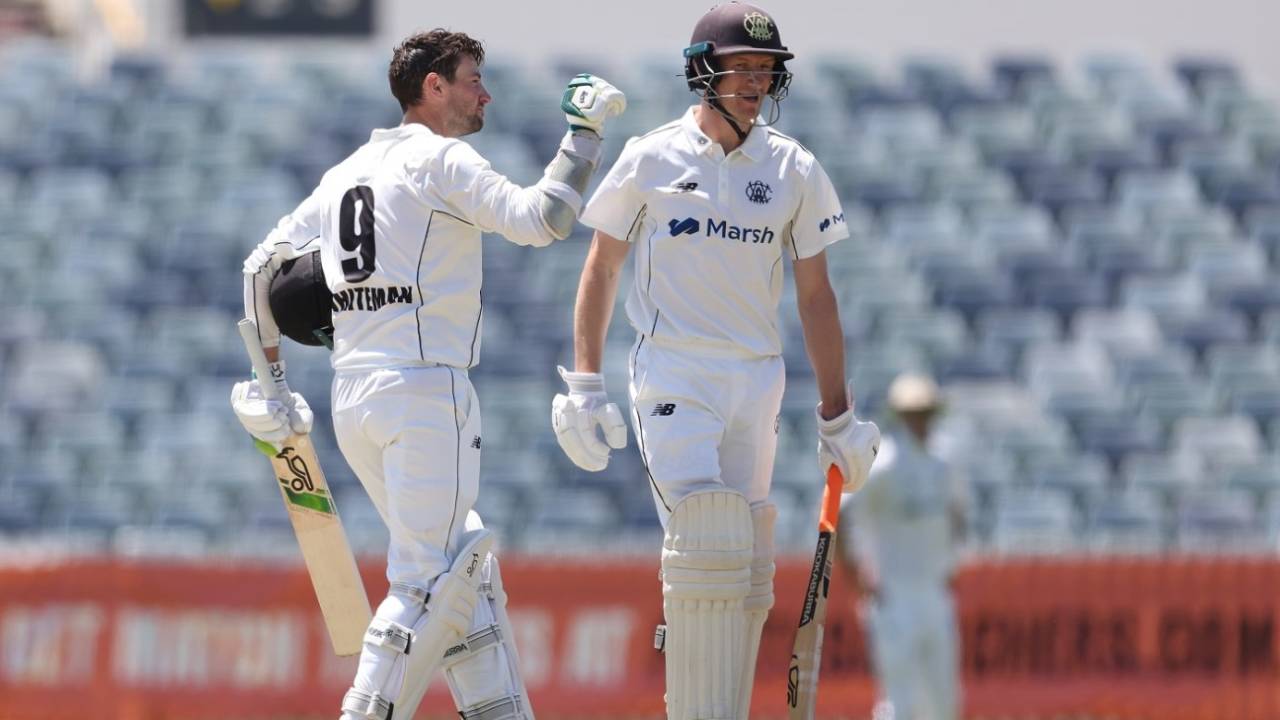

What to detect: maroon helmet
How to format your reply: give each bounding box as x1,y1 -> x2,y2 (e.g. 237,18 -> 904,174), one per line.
683,2 -> 793,128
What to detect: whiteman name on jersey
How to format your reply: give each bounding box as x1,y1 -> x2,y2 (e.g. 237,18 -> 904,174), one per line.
331,285 -> 414,314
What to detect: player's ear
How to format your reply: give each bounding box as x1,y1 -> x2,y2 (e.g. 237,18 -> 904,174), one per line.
422,71 -> 444,100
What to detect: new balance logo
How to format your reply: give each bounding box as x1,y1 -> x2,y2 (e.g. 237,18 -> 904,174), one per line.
470,436 -> 481,449
670,181 -> 698,192
650,403 -> 676,417
668,218 -> 700,236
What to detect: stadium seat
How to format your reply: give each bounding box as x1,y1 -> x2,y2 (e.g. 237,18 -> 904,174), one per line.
931,265 -> 1017,321
1173,57 -> 1242,97
990,486 -> 1078,554
0,479 -> 47,534
1115,169 -> 1202,210
1206,343 -> 1280,389
992,56 -> 1056,99
1121,451 -> 1205,498
1158,308 -> 1250,358
929,167 -> 1019,206
3,341 -> 107,415
1085,487 -> 1168,553
1076,411 -> 1164,466
1225,456 -> 1280,500
1218,276 -> 1280,326
877,307 -> 969,363
1028,272 -> 1110,321
1023,167 -> 1107,216
1131,380 -> 1219,431
1175,487 -> 1261,551
1027,452 -> 1112,505
883,201 -> 966,239
1226,380 -> 1280,428
935,343 -> 1015,382
1122,274 -> 1208,319
1073,308 -> 1163,354
1172,415 -> 1265,470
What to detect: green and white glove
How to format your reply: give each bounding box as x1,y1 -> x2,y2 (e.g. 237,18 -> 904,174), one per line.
561,74 -> 627,136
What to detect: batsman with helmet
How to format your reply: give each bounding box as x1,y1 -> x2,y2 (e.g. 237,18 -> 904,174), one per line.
550,4 -> 880,718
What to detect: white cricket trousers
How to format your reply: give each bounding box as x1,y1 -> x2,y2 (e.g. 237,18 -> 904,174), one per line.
867,588 -> 961,720
331,365 -> 481,588
628,336 -> 786,525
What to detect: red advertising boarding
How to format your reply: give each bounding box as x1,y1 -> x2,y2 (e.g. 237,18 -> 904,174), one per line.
0,556 -> 1277,719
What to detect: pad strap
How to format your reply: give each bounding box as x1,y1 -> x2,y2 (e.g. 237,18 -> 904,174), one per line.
460,696 -> 526,720
342,689 -> 393,720
365,617 -> 413,655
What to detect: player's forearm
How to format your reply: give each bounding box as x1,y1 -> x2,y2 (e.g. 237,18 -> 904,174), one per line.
572,249 -> 620,374
536,130 -> 603,240
797,287 -> 847,418
243,257 -> 284,350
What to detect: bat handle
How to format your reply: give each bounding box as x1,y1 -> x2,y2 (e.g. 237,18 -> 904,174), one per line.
237,318 -> 281,402
818,465 -> 843,534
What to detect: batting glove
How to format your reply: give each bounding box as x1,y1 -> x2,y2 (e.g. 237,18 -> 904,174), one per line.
561,74 -> 626,136
551,366 -> 628,472
816,381 -> 881,494
230,361 -> 313,445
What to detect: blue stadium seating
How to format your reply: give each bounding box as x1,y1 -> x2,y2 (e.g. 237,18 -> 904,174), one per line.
2,39 -> 1279,555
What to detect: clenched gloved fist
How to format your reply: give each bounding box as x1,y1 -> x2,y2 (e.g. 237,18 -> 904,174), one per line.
816,381 -> 881,494
561,74 -> 627,136
230,360 -> 313,446
551,366 -> 628,471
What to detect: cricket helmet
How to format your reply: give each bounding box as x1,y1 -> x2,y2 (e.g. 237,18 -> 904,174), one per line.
269,251 -> 334,348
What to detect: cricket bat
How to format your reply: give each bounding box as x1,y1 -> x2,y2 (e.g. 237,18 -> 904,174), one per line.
237,318 -> 372,656
786,464 -> 844,720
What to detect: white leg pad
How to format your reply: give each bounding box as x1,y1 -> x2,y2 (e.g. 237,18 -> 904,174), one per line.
341,528 -> 494,720
441,552 -> 534,720
736,502 -> 776,720
661,489 -> 753,720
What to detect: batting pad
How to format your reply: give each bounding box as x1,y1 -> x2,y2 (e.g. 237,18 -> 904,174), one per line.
342,528 -> 493,720
661,489 -> 753,720
441,550 -> 534,720
737,501 -> 777,720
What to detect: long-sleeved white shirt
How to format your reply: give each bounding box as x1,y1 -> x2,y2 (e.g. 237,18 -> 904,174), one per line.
244,123 -> 561,371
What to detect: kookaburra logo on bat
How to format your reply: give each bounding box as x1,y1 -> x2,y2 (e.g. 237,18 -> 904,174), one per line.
276,446 -> 317,493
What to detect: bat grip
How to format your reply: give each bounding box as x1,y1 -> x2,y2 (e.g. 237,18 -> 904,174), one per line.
237,318 -> 281,402
819,465 -> 843,534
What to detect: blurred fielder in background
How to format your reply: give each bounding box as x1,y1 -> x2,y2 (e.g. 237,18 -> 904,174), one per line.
550,3 -> 879,718
230,29 -> 624,720
839,373 -> 966,720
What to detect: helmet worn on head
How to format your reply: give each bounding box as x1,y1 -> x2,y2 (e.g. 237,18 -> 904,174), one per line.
684,2 -> 793,96
269,251 -> 334,348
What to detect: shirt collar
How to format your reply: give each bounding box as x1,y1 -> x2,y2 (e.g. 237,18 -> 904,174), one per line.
371,123 -> 436,141
680,105 -> 769,161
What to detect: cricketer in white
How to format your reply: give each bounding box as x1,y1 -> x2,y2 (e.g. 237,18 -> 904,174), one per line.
840,374 -> 965,720
230,29 -> 625,720
550,4 -> 880,719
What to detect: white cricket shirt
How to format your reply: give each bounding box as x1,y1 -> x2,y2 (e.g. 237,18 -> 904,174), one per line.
844,430 -> 962,593
580,106 -> 849,359
246,123 -> 558,371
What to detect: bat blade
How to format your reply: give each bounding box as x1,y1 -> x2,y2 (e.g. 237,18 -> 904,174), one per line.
238,318 -> 372,656
260,433 -> 371,656
787,465 -> 844,720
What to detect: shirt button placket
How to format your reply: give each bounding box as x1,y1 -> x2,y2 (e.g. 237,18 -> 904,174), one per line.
718,163 -> 729,210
